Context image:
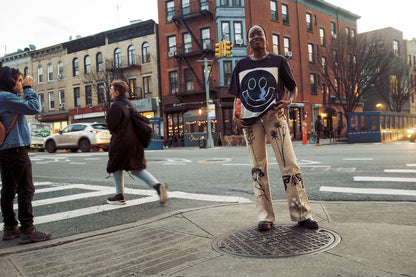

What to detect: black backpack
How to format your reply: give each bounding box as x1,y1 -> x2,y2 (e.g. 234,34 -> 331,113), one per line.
122,100 -> 152,148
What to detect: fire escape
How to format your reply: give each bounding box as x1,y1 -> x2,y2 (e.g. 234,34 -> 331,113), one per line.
171,1 -> 214,99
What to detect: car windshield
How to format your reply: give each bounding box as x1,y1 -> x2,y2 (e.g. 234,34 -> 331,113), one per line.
91,124 -> 108,130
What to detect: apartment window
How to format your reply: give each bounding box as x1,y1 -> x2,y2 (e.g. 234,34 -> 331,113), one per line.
184,69 -> 194,92
73,58 -> 79,76
57,61 -> 63,77
271,0 -> 278,21
332,50 -> 338,67
169,71 -> 178,94
345,27 -> 350,37
182,0 -> 190,15
310,74 -> 317,95
282,4 -> 289,24
232,0 -> 242,6
97,84 -> 105,104
74,87 -> 80,107
168,36 -> 177,57
142,42 -> 150,63
96,53 -> 103,72
143,76 -> 152,94
351,29 -> 356,39
222,22 -> 230,41
128,79 -> 137,99
224,61 -> 232,86
37,66 -> 43,83
46,64 -> 53,82
48,91 -> 55,110
84,55 -> 91,74
200,0 -> 209,10
201,28 -> 211,49
272,34 -> 280,55
284,37 -> 291,56
128,45 -> 136,65
330,22 -> 336,38
220,0 -> 228,6
58,90 -> 65,108
322,56 -> 327,75
166,1 -> 174,21
320,28 -> 325,46
306,13 -> 312,32
39,93 -> 44,110
85,85 -> 92,106
183,33 -> 192,53
114,48 -> 122,68
234,22 -> 243,45
393,40 -> 399,56
308,43 -> 314,63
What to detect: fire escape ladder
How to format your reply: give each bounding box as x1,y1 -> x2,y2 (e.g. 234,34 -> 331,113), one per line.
176,17 -> 203,50
177,55 -> 204,90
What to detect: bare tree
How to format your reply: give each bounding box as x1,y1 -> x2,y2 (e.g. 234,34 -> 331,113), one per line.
374,57 -> 414,112
316,31 -> 393,122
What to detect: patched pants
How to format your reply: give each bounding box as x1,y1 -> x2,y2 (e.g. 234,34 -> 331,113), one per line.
243,108 -> 313,222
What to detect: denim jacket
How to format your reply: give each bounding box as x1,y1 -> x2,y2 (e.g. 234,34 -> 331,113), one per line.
0,88 -> 40,150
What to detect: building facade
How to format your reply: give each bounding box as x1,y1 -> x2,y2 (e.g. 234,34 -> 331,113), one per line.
406,38 -> 416,114
158,0 -> 360,146
1,20 -> 160,136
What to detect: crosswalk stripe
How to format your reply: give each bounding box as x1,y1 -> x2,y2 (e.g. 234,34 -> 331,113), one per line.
354,176 -> 416,182
319,186 -> 416,196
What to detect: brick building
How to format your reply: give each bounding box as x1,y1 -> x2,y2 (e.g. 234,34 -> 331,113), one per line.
158,0 -> 359,146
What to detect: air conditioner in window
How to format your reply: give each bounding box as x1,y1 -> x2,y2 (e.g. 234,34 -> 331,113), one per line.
285,51 -> 292,58
57,74 -> 64,79
168,50 -> 176,57
235,39 -> 243,45
59,103 -> 65,109
332,34 -> 337,39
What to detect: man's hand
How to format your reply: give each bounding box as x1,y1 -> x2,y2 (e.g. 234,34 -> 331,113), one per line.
233,116 -> 248,130
274,99 -> 292,110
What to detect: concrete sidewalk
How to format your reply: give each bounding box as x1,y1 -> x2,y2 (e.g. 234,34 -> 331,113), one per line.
0,200 -> 415,276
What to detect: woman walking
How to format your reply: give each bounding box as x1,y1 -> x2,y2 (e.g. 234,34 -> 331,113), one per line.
106,81 -> 167,204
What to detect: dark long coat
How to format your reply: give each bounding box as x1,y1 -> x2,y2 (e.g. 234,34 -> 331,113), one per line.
106,95 -> 145,173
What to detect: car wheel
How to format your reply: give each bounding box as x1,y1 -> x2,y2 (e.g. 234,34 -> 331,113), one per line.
45,140 -> 56,153
79,139 -> 91,152
70,148 -> 78,152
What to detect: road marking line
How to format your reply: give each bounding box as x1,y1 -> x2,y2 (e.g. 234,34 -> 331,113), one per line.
406,164 -> 416,167
384,169 -> 416,173
354,176 -> 416,182
343,158 -> 373,161
319,186 -> 416,196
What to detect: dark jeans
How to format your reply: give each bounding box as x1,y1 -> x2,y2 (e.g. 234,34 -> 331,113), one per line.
0,146 -> 35,232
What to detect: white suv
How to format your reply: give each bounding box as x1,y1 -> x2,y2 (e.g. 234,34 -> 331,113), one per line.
44,123 -> 111,153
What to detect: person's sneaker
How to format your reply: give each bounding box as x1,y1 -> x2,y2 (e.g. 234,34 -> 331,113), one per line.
153,183 -> 168,204
298,218 -> 319,229
316,143 -> 321,146
20,229 -> 51,244
2,225 -> 20,240
258,221 -> 273,231
107,194 -> 126,205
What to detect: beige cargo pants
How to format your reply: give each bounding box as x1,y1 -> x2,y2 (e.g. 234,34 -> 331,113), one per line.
243,108 -> 313,223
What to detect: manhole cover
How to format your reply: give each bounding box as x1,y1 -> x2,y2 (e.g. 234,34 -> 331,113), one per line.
212,225 -> 341,258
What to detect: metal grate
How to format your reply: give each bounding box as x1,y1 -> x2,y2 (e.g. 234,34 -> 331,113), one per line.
212,225 -> 341,258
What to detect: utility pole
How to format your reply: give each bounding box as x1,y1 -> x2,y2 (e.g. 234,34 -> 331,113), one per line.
204,57 -> 214,148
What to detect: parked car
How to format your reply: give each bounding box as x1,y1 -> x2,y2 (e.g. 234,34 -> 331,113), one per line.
44,123 -> 111,153
408,126 -> 416,142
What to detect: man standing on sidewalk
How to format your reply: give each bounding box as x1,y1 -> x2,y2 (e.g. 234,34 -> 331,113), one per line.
314,115 -> 323,146
0,66 -> 51,244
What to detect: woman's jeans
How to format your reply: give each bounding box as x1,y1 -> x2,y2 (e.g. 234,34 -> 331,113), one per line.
0,146 -> 35,232
243,108 -> 313,223
113,169 -> 159,194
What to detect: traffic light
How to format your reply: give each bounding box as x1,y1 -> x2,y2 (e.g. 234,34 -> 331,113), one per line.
215,41 -> 223,58
223,40 -> 233,57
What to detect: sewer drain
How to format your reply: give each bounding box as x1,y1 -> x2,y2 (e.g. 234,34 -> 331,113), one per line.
212,225 -> 341,258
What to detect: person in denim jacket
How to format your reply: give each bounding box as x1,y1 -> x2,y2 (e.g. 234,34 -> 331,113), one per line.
0,66 -> 51,244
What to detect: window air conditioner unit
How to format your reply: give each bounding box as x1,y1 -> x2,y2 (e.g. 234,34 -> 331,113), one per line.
57,74 -> 64,79
59,103 -> 65,109
332,34 -> 337,39
235,39 -> 243,45
285,51 -> 292,58
168,50 -> 176,57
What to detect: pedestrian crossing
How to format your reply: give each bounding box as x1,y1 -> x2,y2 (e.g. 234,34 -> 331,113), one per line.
319,162 -> 416,197
6,182 -> 251,225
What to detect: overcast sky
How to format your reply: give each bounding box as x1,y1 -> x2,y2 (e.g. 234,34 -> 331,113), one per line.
1,0 -> 414,57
